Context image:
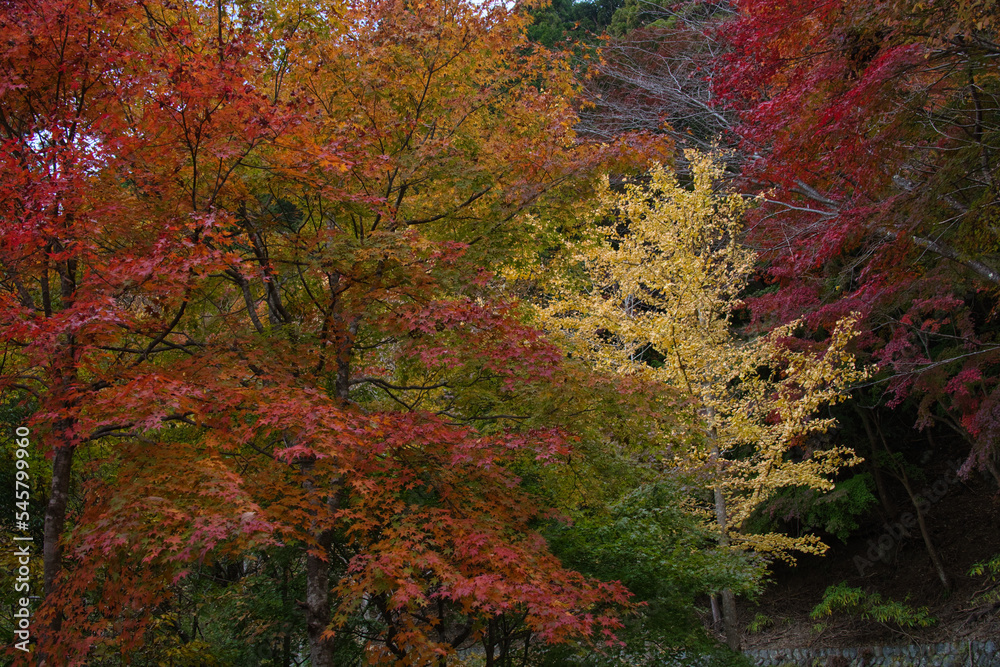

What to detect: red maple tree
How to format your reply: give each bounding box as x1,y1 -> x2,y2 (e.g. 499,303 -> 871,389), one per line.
1,0 -> 656,663
714,0 -> 1000,484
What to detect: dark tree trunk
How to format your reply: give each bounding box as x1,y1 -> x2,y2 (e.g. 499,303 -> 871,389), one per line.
854,403 -> 898,517
860,407 -> 952,591
896,469 -> 952,591
301,453 -> 344,667
720,589 -> 739,651
305,535 -> 334,667
43,442 -> 74,601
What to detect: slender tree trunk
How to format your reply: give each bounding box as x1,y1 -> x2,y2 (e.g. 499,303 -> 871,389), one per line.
43,248 -> 80,611
720,590 -> 739,650
43,442 -> 74,601
707,412 -> 740,651
701,380 -> 740,652
714,486 -> 740,650
854,403 -> 897,518
43,369 -> 79,639
302,272 -> 357,665
896,470 -> 952,590
485,619 -> 495,667
877,427 -> 951,591
871,459 -> 897,518
862,408 -> 952,591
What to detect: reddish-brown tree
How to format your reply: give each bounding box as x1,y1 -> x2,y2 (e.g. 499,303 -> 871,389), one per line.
1,0 -> 655,663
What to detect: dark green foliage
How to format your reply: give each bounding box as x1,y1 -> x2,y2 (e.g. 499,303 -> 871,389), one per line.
117,547 -> 325,667
543,479 -> 764,663
0,397 -> 42,541
747,612 -> 774,634
527,0 -> 623,46
745,474 -> 877,543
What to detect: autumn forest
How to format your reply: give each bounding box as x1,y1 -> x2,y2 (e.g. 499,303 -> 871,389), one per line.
1,0 -> 999,664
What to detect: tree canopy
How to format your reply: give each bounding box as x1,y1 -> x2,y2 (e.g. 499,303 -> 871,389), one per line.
3,0 -> 999,663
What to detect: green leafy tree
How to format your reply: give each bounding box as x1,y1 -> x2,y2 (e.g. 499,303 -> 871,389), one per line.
544,479 -> 763,664
527,0 -> 624,47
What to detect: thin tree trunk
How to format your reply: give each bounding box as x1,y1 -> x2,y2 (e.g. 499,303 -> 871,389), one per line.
708,418 -> 740,651
485,619 -> 495,667
870,458 -> 897,518
868,411 -> 952,591
720,589 -> 739,650
854,403 -> 897,517
42,430 -> 75,666
43,246 -> 79,607
714,486 -> 740,650
303,273 -> 356,665
896,469 -> 952,590
703,386 -> 740,652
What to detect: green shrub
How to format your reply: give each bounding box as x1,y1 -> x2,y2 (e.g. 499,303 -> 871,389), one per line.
810,583 -> 935,628
748,612 -> 774,633
968,553 -> 1000,606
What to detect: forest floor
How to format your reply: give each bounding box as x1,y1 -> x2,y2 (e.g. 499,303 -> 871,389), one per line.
732,456 -> 1000,651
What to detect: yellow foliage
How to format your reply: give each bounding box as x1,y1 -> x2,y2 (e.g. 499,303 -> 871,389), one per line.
538,150 -> 870,561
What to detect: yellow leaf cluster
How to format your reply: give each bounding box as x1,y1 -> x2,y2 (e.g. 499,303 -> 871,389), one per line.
538,150 -> 871,561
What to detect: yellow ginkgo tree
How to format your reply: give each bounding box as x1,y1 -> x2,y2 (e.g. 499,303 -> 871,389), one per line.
537,150 -> 869,648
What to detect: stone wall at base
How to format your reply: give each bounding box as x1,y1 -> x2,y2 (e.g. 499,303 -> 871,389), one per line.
743,641 -> 999,667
